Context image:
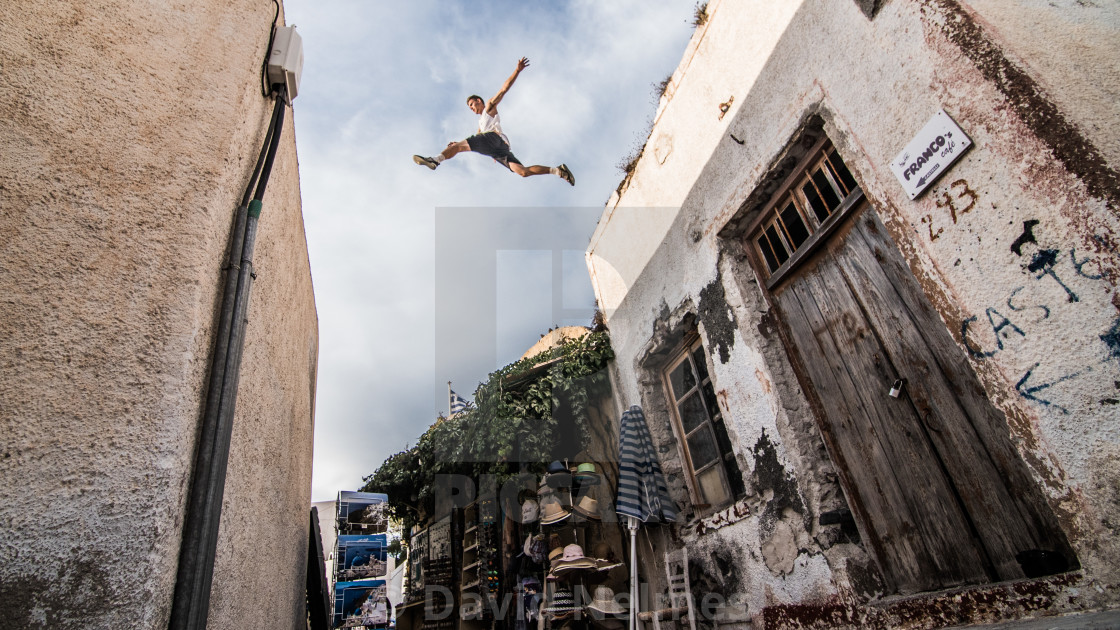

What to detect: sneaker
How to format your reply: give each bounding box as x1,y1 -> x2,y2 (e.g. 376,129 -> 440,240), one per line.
557,163 -> 575,186
413,155 -> 439,170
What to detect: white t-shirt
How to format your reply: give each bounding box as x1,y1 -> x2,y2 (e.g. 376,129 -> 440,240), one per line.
478,111 -> 510,147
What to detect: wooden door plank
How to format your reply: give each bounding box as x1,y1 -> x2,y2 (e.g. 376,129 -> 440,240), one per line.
848,213 -> 1075,568
838,215 -> 1043,578
798,254 -> 991,586
778,269 -> 945,592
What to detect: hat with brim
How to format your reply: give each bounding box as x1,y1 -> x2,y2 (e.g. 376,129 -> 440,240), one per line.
573,462 -> 601,484
548,547 -> 565,565
540,498 -> 571,525
545,472 -> 572,489
586,586 -> 626,615
572,495 -> 600,520
551,544 -> 596,573
593,558 -> 624,572
544,588 -> 577,617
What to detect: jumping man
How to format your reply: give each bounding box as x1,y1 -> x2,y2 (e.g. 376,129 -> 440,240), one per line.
413,57 -> 575,186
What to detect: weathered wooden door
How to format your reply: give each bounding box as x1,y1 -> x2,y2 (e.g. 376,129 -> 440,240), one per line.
772,206 -> 1073,594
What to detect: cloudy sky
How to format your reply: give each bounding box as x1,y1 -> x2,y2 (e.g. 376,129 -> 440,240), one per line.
283,0 -> 700,502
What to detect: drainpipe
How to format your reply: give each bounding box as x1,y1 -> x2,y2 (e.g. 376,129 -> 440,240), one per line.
169,86 -> 287,630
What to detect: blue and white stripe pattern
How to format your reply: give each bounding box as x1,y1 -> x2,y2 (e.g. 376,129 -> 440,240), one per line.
616,405 -> 678,523
450,389 -> 469,415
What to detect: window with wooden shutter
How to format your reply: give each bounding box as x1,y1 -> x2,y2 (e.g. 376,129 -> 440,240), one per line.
662,337 -> 745,512
749,139 -> 863,288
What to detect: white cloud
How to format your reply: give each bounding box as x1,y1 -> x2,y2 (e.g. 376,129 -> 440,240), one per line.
284,0 -> 698,501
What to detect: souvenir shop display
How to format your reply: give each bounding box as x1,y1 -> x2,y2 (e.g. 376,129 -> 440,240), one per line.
401,458 -> 628,630
529,460 -> 629,630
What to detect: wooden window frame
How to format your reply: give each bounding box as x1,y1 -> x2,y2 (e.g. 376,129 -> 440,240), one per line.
660,335 -> 737,515
744,137 -> 864,290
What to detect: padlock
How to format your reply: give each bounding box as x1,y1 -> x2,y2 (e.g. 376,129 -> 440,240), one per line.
889,379 -> 903,398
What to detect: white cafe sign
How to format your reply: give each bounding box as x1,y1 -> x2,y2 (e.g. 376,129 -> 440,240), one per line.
890,109 -> 972,199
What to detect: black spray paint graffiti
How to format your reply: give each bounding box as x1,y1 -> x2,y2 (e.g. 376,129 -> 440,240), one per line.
1025,247 -> 1105,303
1015,363 -> 1084,415
960,240 -> 1110,413
960,247 -> 1101,359
1010,219 -> 1040,256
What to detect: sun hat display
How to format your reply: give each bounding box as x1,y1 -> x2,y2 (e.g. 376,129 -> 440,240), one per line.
586,586 -> 626,615
572,495 -> 601,520
521,498 -> 540,523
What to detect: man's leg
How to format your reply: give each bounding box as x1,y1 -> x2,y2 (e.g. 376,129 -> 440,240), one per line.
440,140 -> 471,160
413,140 -> 471,170
508,163 -> 552,177
508,161 -> 575,185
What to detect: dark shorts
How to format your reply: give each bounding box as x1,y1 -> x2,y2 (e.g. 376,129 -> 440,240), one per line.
466,132 -> 522,170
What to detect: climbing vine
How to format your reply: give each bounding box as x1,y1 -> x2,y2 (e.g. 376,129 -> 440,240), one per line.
361,330 -> 614,532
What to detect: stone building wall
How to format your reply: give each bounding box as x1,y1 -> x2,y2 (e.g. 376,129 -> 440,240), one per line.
589,0 -> 1120,627
0,1 -> 317,628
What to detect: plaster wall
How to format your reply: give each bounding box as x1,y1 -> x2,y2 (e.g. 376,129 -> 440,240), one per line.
586,0 -> 804,317
0,1 -> 317,628
591,0 -> 1120,626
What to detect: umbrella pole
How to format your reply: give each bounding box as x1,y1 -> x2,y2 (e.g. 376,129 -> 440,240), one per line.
629,516 -> 639,630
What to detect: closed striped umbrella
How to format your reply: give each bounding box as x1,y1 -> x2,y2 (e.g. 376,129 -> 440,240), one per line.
617,405 -> 678,523
616,405 -> 677,630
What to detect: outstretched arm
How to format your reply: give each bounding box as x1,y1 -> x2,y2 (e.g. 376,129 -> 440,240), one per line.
486,57 -> 529,115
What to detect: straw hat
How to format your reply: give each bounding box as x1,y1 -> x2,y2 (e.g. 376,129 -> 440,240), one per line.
588,542 -> 623,571
586,586 -> 626,615
540,498 -> 571,525
548,547 -> 565,565
551,544 -> 596,573
572,495 -> 601,520
594,557 -> 624,572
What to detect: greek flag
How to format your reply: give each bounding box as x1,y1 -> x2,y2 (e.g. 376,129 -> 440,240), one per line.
449,390 -> 469,415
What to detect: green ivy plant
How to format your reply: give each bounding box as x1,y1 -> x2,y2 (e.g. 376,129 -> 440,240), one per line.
361,330 -> 614,533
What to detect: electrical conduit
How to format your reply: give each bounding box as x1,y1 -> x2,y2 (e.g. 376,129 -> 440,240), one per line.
169,85 -> 287,630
